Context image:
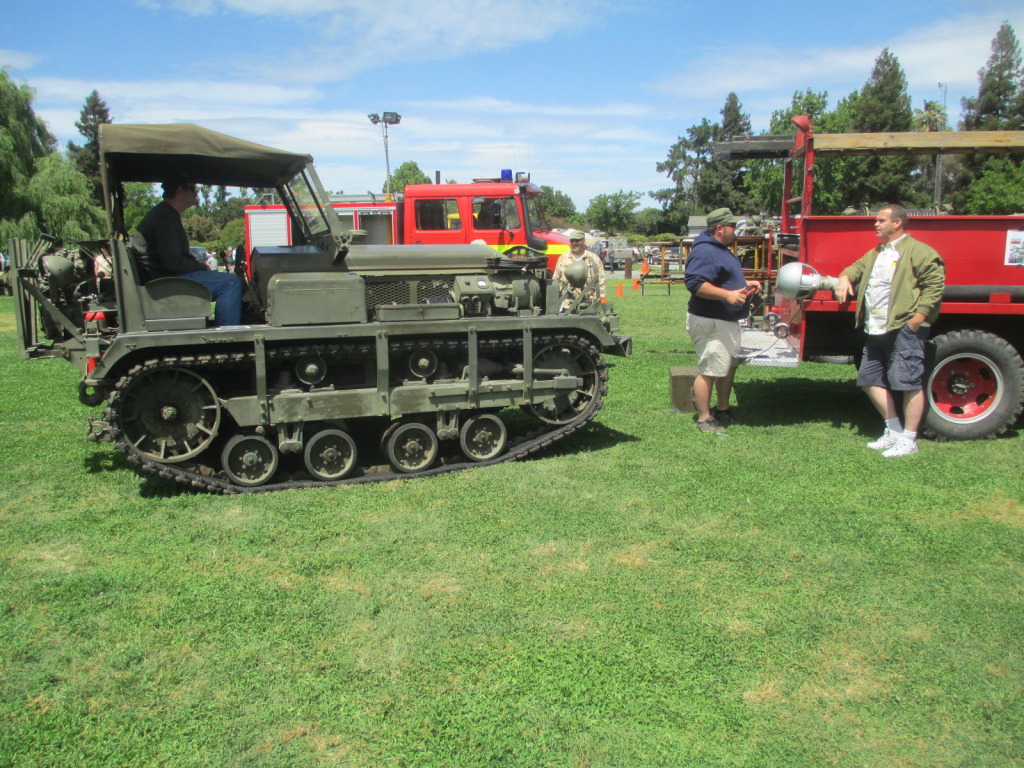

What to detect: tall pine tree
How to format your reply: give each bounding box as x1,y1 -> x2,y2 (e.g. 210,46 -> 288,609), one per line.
654,92 -> 754,231
950,22 -> 1024,213
718,92 -> 755,214
842,48 -> 921,211
67,90 -> 112,207
961,22 -> 1023,131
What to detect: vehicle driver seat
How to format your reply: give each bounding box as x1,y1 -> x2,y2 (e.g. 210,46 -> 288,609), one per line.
124,234 -> 212,331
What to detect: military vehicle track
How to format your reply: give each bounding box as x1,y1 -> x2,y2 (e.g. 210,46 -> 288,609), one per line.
96,333 -> 608,494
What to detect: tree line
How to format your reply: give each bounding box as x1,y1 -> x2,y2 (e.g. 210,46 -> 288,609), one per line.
388,22 -> 1023,241
653,21 -> 1024,233
1,21 -> 1021,248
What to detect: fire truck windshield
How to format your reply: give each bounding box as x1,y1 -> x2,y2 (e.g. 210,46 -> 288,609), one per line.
472,197 -> 521,230
525,195 -> 550,231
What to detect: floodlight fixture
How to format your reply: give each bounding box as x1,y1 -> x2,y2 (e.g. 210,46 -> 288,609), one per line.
368,110 -> 402,200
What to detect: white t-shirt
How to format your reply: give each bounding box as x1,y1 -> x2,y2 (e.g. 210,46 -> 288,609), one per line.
864,236 -> 906,335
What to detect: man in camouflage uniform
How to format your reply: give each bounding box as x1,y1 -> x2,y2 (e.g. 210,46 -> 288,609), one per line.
552,229 -> 606,312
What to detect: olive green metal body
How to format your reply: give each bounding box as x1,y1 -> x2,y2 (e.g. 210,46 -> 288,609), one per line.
11,124 -> 630,492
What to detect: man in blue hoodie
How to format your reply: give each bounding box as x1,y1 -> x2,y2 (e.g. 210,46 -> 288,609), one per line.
683,208 -> 760,433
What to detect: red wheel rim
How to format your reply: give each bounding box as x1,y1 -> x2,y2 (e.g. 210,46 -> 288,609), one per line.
928,354 -> 1003,424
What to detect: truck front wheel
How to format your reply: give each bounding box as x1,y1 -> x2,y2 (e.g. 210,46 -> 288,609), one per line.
924,330 -> 1024,440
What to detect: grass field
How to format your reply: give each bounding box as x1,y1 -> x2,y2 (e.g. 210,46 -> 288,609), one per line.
1,285 -> 1022,767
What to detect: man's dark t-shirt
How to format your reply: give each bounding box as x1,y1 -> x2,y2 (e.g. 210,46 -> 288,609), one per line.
135,201 -> 207,280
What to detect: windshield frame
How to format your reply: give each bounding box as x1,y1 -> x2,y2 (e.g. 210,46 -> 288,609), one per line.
525,195 -> 552,232
280,165 -> 335,242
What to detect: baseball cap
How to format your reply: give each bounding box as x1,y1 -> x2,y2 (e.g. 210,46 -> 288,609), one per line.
161,170 -> 196,196
706,208 -> 741,227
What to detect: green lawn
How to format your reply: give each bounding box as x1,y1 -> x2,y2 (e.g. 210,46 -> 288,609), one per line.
1,286 -> 1022,767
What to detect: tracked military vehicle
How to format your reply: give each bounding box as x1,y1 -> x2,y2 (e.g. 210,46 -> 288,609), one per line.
10,124 -> 630,493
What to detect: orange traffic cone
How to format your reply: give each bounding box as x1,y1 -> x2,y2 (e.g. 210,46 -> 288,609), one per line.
615,282 -> 623,297
632,278 -> 640,290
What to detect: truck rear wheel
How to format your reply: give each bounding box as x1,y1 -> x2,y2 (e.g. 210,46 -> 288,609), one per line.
924,330 -> 1024,441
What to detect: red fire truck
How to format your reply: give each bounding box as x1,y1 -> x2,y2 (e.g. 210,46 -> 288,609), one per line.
245,175 -> 570,272
717,118 -> 1024,440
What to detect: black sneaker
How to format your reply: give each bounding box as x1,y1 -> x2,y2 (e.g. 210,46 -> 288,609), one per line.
696,417 -> 727,435
711,407 -> 737,426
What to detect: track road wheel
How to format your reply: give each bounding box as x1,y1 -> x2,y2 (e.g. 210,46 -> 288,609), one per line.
304,428 -> 357,481
523,337 -> 603,425
383,421 -> 438,474
459,413 -> 508,462
924,330 -> 1024,441
221,434 -> 279,487
118,366 -> 221,463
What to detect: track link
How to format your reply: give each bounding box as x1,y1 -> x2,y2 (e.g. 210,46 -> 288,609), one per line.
102,334 -> 608,494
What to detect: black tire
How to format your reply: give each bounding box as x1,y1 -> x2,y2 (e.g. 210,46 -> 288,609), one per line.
924,330 -> 1024,441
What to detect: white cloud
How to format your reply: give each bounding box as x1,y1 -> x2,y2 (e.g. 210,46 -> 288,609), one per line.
405,97 -> 650,120
162,0 -> 360,14
892,15 -> 1021,90
32,77 -> 318,108
204,0 -> 603,84
647,10 -> 1024,127
169,0 -> 218,14
0,49 -> 43,70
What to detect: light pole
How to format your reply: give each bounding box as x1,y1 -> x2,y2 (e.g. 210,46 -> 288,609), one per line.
368,112 -> 401,201
934,83 -> 947,208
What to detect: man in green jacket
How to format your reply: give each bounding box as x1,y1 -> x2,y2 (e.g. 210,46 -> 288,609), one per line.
835,204 -> 945,457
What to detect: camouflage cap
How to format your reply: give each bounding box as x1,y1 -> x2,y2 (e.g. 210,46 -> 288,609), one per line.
568,229 -> 586,241
706,208 -> 741,227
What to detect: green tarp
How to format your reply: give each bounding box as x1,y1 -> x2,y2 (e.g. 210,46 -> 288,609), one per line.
100,123 -> 312,188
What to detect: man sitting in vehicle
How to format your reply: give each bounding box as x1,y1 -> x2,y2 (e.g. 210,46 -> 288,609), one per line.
135,171 -> 243,326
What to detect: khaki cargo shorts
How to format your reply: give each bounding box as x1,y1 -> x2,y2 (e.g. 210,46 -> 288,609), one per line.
686,313 -> 740,378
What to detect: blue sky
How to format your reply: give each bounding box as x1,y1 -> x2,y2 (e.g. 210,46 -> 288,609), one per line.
3,0 -> 1023,211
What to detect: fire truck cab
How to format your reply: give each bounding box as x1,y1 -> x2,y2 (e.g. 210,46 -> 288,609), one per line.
245,176 -> 569,272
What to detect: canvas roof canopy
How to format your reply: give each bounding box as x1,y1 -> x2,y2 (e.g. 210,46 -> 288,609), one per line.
99,123 -> 313,189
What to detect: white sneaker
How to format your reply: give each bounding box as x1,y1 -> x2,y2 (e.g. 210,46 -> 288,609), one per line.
882,436 -> 919,458
867,428 -> 901,450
